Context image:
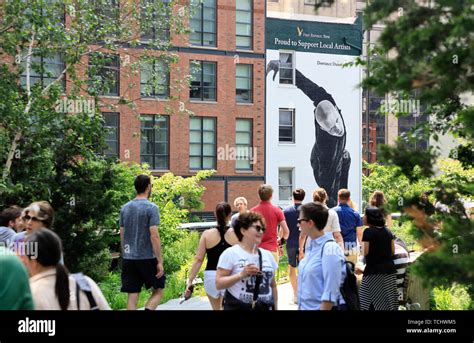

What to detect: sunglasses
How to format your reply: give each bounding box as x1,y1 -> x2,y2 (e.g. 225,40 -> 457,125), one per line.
297,218 -> 310,224
23,215 -> 43,222
250,224 -> 265,233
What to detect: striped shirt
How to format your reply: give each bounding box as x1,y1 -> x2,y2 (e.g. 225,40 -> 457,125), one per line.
393,243 -> 410,304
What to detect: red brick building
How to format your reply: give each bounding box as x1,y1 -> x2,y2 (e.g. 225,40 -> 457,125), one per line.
98,0 -> 267,219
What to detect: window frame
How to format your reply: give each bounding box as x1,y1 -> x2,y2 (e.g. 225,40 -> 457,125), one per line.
278,108 -> 295,144
140,114 -> 170,170
279,51 -> 295,86
190,60 -> 217,101
140,58 -> 170,99
189,116 -> 217,170
235,63 -> 253,103
103,112 -> 120,159
235,0 -> 253,50
235,118 -> 253,171
189,0 -> 217,47
278,168 -> 294,202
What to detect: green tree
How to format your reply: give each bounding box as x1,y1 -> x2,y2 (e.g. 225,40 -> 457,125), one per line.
357,0 -> 474,298
0,0 -> 195,278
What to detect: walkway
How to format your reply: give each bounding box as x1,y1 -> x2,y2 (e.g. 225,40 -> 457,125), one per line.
156,282 -> 298,310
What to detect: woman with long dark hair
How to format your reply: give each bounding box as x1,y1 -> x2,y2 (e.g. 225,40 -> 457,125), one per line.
185,202 -> 238,310
25,229 -> 110,310
369,191 -> 392,228
360,207 -> 398,311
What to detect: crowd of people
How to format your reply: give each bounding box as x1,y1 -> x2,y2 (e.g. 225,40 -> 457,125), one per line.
1,173 -> 417,311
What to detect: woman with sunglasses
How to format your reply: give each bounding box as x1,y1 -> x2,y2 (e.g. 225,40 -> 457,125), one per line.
184,202 -> 238,310
297,202 -> 346,310
11,201 -> 54,244
216,212 -> 278,310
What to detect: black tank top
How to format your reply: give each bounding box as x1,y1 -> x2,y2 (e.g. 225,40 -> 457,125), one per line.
205,229 -> 232,271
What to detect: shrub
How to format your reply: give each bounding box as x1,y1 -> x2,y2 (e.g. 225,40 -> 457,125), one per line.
432,284 -> 472,310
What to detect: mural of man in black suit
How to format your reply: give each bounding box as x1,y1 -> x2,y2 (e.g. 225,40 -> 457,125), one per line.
267,59 -> 350,207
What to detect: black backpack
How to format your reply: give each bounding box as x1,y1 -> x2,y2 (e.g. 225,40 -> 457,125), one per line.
321,240 -> 360,310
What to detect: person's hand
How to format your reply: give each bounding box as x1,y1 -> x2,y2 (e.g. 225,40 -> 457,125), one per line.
156,262 -> 164,279
298,250 -> 305,262
266,60 -> 280,81
184,283 -> 194,298
240,264 -> 261,278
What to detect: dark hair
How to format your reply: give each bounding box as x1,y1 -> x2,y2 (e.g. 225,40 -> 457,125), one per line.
134,174 -> 151,194
26,229 -> 69,310
258,184 -> 273,201
0,206 -> 23,227
370,191 -> 386,208
24,201 -> 54,228
312,188 -> 327,203
365,206 -> 386,227
215,202 -> 232,236
293,188 -> 306,201
338,189 -> 351,201
299,202 -> 329,231
233,212 -> 265,241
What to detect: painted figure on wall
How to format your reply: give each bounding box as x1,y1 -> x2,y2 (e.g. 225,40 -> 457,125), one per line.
267,58 -> 350,207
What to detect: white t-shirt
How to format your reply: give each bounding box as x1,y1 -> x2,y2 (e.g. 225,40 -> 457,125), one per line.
305,208 -> 341,251
217,245 -> 278,304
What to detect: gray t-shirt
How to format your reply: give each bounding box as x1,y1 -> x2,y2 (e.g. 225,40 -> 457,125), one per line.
119,199 -> 160,260
0,226 -> 15,244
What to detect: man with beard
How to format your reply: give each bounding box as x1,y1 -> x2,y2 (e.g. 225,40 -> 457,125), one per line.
267,59 -> 351,207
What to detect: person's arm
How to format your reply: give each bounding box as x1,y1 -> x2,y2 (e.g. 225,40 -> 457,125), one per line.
386,215 -> 393,229
363,241 -> 370,257
216,265 -> 260,290
150,225 -> 164,279
271,277 -> 278,310
298,232 -> 307,261
391,239 -> 395,256
185,232 -> 207,297
320,244 -> 343,310
119,226 -> 124,253
356,226 -> 363,246
333,231 -> 344,250
279,220 -> 290,240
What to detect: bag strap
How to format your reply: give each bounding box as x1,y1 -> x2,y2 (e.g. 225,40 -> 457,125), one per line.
252,249 -> 263,308
320,239 -> 335,259
71,273 -> 99,311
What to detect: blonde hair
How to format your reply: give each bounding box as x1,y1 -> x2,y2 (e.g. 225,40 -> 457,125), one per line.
233,197 -> 248,207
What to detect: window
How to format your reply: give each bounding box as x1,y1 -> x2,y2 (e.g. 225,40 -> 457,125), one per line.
236,0 -> 252,50
279,168 -> 293,201
190,61 -> 217,101
95,0 -> 119,37
236,119 -> 253,170
140,115 -> 169,170
236,64 -> 253,103
140,0 -> 171,43
279,52 -> 294,85
88,53 -> 120,96
20,54 -> 65,91
103,112 -> 119,158
304,0 -> 317,5
398,114 -> 429,151
189,117 -> 216,170
279,109 -> 295,143
140,58 -> 169,98
189,0 -> 216,47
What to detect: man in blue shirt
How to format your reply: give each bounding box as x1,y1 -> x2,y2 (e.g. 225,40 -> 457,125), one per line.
283,188 -> 305,304
332,189 -> 363,264
297,202 -> 346,310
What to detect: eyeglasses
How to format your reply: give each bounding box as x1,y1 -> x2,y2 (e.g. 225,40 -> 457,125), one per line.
250,224 -> 265,233
23,215 -> 43,223
297,218 -> 310,224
